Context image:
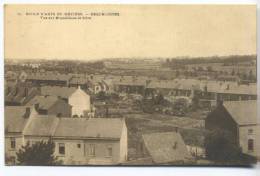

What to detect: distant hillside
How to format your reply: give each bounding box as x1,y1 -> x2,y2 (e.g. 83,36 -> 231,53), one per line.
163,55 -> 256,69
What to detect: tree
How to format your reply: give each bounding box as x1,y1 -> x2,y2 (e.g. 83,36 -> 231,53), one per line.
206,66 -> 213,72
172,98 -> 189,116
16,139 -> 61,165
191,94 -> 200,110
154,93 -> 164,105
248,70 -> 255,81
205,129 -> 256,165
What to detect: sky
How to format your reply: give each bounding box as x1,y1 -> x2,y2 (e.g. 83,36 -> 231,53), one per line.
4,5 -> 256,61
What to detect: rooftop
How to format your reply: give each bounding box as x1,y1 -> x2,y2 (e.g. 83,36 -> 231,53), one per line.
223,100 -> 257,125
142,132 -> 192,163
23,116 -> 59,136
5,106 -> 31,133
26,95 -> 60,110
41,86 -> 77,99
27,73 -> 72,81
54,118 -> 125,139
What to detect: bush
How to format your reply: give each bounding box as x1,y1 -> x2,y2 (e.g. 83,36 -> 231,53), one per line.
16,139 -> 61,165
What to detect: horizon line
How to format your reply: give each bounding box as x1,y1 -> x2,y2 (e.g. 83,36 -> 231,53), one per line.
4,54 -> 257,62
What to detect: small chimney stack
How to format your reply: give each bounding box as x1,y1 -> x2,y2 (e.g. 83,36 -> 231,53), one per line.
173,141 -> 178,149
23,107 -> 31,118
24,87 -> 28,97
175,127 -> 179,133
34,103 -> 39,111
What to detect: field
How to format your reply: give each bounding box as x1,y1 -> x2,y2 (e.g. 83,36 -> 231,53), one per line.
125,112 -> 205,160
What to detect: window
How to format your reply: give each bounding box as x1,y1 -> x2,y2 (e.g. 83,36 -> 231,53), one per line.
106,146 -> 112,157
10,138 -> 16,149
248,139 -> 254,152
89,144 -> 95,156
248,129 -> 253,135
77,144 -> 81,148
59,143 -> 65,155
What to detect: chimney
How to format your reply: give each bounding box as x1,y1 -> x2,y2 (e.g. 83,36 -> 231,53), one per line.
14,86 -> 19,96
226,84 -> 230,90
204,85 -> 207,92
23,107 -> 31,118
173,141 -> 178,149
24,87 -> 28,97
217,99 -> 223,106
175,127 -> 179,133
34,103 -> 39,111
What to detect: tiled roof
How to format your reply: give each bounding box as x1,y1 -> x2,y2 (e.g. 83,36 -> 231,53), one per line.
5,106 -> 30,133
27,73 -> 72,81
205,81 -> 256,95
24,116 -> 60,136
54,118 -> 124,139
26,95 -> 59,110
69,77 -> 88,85
147,79 -> 200,90
41,86 -> 77,99
5,83 -> 39,104
223,100 -> 257,125
142,132 -> 192,163
113,77 -> 147,86
147,79 -> 257,95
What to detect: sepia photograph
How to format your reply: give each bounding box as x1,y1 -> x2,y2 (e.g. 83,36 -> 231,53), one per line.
3,4 -> 259,167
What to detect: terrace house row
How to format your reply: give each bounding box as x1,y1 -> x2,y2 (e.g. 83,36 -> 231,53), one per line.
5,106 -> 128,165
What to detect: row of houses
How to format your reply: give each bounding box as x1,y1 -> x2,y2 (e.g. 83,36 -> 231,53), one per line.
10,71 -> 256,98
5,106 -> 128,165
5,105 -> 196,165
6,73 -> 257,111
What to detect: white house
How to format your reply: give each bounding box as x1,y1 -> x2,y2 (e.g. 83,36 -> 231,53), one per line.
41,86 -> 91,118
68,86 -> 91,117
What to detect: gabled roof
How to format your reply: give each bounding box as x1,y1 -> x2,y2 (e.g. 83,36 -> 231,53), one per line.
146,79 -> 201,90
5,106 -> 31,133
27,73 -> 72,82
142,132 -> 192,164
41,86 -> 77,99
205,81 -> 256,95
69,77 -> 88,85
223,100 -> 257,125
113,78 -> 147,86
23,116 -> 60,136
54,118 -> 125,139
5,83 -> 39,105
26,95 -> 59,110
